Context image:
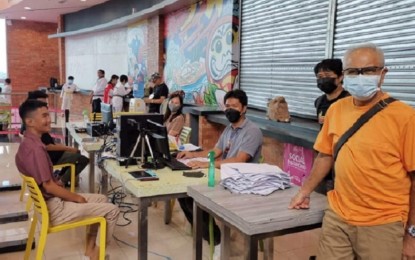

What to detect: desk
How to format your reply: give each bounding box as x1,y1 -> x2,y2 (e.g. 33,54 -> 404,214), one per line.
188,185 -> 327,260
66,122 -> 103,193
101,159 -> 220,260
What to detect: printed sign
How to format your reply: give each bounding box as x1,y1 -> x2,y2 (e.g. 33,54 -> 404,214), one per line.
283,143 -> 314,186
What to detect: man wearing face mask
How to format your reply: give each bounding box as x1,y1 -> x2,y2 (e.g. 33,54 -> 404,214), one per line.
289,43 -> 415,259
313,59 -> 349,197
314,59 -> 349,126
143,72 -> 169,113
177,89 -> 263,248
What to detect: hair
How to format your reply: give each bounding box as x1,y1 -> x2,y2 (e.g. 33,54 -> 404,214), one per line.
98,69 -> 105,75
223,89 -> 248,107
314,59 -> 343,77
164,91 -> 185,123
28,90 -> 48,100
19,99 -> 48,123
108,74 -> 119,84
5,78 -> 11,84
120,75 -> 128,83
68,76 -> 74,80
343,42 -> 385,67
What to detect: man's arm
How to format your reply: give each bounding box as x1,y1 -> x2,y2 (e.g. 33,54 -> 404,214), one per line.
42,179 -> 86,203
212,151 -> 250,168
177,147 -> 222,160
289,152 -> 333,209
403,172 -> 415,259
45,143 -> 78,153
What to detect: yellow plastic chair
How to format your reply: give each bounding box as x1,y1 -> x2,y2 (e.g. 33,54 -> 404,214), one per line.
20,174 -> 107,260
20,163 -> 76,212
179,126 -> 192,145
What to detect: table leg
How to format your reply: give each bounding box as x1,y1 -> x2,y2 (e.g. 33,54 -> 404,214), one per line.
101,166 -> 108,195
193,203 -> 203,260
164,200 -> 172,225
244,235 -> 258,260
68,134 -> 73,147
138,199 -> 149,260
263,238 -> 274,260
221,223 -> 231,260
88,151 -> 95,193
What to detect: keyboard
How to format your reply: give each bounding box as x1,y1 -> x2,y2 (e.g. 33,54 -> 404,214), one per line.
159,157 -> 191,171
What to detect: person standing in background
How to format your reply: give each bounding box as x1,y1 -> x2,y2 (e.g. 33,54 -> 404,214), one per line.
61,76 -> 79,145
112,75 -> 131,112
103,75 -> 119,105
90,70 -> 107,113
0,78 -> 12,104
314,59 -> 349,127
313,59 -> 349,194
144,72 -> 169,113
60,76 -> 79,119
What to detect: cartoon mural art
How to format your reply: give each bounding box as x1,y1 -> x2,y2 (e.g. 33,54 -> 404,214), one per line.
127,21 -> 148,98
164,0 -> 240,106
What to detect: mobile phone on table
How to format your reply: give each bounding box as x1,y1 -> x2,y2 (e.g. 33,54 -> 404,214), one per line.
183,171 -> 204,178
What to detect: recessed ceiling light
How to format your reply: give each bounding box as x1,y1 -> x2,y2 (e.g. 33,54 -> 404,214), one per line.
21,16 -> 26,19
81,0 -> 87,2
24,7 -> 31,10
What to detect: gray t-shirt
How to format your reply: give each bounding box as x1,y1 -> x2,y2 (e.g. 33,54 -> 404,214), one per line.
215,118 -> 263,162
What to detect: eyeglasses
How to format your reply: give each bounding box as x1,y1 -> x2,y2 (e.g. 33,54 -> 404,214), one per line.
343,66 -> 384,76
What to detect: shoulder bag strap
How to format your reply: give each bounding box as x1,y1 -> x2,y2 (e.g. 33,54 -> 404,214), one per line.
333,97 -> 397,162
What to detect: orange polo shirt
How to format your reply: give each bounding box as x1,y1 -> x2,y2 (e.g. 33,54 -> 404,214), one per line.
314,93 -> 415,226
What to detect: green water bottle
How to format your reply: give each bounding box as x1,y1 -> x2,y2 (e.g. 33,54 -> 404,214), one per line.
208,151 -> 215,187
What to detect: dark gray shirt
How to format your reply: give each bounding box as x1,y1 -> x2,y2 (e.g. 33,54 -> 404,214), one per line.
215,118 -> 263,162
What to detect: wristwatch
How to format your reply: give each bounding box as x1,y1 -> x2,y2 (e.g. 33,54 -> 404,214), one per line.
407,225 -> 415,237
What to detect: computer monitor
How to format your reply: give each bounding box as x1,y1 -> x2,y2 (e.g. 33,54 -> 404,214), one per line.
101,103 -> 115,131
116,114 -> 163,158
146,119 -> 171,162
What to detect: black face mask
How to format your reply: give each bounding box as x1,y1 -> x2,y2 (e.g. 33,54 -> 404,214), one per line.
317,78 -> 338,94
225,108 -> 241,123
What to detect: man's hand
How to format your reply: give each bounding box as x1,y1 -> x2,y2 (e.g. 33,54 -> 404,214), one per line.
143,98 -> 150,103
187,161 -> 208,169
403,233 -> 415,260
177,151 -> 193,159
75,194 -> 87,203
68,147 -> 79,153
288,191 -> 310,209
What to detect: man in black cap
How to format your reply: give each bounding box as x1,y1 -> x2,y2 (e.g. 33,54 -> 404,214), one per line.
144,72 -> 169,113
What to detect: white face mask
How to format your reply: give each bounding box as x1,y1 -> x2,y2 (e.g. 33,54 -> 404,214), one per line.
68,80 -> 73,85
343,75 -> 381,101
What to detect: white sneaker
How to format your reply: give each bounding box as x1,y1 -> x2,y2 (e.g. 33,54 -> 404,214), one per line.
213,244 -> 221,260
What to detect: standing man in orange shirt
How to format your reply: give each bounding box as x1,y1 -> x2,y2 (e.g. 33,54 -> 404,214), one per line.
289,43 -> 415,259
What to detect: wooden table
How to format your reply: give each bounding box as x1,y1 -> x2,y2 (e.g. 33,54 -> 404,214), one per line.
101,159 -> 221,260
66,122 -> 103,193
188,185 -> 327,260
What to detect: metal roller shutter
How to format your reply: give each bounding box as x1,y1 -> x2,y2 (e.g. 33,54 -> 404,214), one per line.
240,0 -> 330,117
333,0 -> 415,107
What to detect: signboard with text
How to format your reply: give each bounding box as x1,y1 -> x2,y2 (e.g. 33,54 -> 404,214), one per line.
283,143 -> 314,186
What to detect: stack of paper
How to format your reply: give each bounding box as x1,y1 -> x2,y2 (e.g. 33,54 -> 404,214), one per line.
220,163 -> 291,196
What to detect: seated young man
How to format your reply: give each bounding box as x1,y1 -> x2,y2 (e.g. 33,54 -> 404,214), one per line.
22,90 -> 89,186
177,89 -> 263,245
15,100 -> 120,260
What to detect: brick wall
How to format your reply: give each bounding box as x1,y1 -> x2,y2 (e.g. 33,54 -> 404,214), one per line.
147,16 -> 165,77
6,20 -> 59,101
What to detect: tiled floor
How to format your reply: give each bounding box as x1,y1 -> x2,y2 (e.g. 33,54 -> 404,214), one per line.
0,118 -> 321,259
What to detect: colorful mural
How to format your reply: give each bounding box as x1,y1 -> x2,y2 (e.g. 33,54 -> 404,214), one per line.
164,0 -> 240,107
127,21 -> 148,98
